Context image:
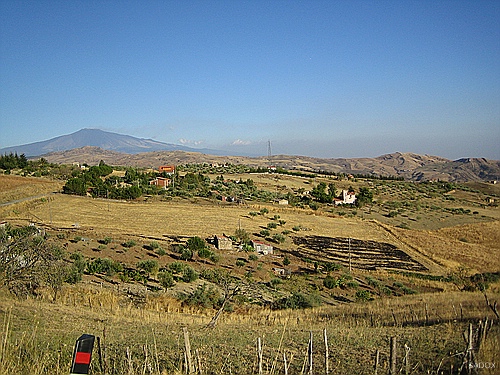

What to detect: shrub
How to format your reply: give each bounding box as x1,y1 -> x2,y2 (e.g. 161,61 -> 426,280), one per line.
283,256 -> 290,266
122,240 -> 136,248
155,247 -> 166,256
269,278 -> 282,288
273,292 -> 322,310
182,266 -> 198,283
355,290 -> 372,302
158,271 -> 175,289
179,283 -> 220,308
198,247 -> 213,259
102,237 -> 113,245
323,275 -> 337,289
234,228 -> 250,243
272,233 -> 286,244
187,236 -> 206,252
169,261 -> 185,273
137,259 -> 159,276
236,259 -> 246,267
248,254 -> 258,261
86,258 -> 122,276
179,247 -> 193,261
260,229 -> 270,237
267,222 -> 278,229
347,281 -> 360,289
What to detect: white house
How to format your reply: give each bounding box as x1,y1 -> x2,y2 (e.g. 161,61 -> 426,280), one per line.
334,190 -> 356,205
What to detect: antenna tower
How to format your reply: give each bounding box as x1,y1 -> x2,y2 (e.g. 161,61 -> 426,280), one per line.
267,140 -> 272,160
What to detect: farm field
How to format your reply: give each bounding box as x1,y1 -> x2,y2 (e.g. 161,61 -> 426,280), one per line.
0,173 -> 499,374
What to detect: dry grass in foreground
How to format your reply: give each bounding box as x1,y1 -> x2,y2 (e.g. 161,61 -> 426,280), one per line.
0,285 -> 498,375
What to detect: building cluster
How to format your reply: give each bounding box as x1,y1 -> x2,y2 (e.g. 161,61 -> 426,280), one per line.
149,165 -> 175,189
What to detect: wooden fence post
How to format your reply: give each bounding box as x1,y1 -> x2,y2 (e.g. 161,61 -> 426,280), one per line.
403,344 -> 410,375
308,331 -> 313,375
389,336 -> 397,375
374,349 -> 380,375
323,328 -> 329,375
183,327 -> 195,374
257,337 -> 263,375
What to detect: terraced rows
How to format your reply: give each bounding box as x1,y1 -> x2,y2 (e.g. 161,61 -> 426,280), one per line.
292,235 -> 428,271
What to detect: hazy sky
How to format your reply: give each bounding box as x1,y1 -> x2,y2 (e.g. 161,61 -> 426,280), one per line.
1,0 -> 499,159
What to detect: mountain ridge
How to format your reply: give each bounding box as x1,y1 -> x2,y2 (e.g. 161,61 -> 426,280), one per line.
0,128 -> 229,157
40,146 -> 500,182
2,129 -> 499,182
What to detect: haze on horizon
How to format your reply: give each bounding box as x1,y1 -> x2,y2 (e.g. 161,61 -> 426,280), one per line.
1,1 -> 499,160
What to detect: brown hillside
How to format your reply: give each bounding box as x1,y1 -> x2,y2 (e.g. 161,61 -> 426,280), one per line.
39,147 -> 500,182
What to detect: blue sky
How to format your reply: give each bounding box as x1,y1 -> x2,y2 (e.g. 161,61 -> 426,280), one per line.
1,0 -> 499,159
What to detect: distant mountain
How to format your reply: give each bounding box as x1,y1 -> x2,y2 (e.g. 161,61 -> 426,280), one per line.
39,146 -> 500,182
0,128 -> 228,157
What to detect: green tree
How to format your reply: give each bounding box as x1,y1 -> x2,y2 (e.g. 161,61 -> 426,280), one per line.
137,259 -> 159,277
234,228 -> 250,243
158,271 -> 175,289
356,187 -> 374,207
63,177 -> 87,195
182,265 -> 198,282
0,225 -> 68,297
311,182 -> 331,203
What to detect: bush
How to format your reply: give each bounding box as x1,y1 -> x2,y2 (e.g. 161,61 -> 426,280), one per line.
179,283 -> 220,308
169,261 -> 185,273
86,258 -> 122,276
267,222 -> 278,229
187,236 -> 206,251
248,254 -> 258,261
122,240 -> 136,248
102,237 -> 113,245
179,246 -> 193,261
323,275 -> 337,289
355,290 -> 372,302
272,233 -> 286,244
137,259 -> 159,276
236,259 -> 246,267
158,271 -> 175,289
182,266 -> 198,283
198,247 -> 213,259
273,292 -> 322,310
155,247 -> 166,256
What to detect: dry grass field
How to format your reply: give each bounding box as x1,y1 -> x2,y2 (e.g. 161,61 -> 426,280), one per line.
0,175 -> 63,206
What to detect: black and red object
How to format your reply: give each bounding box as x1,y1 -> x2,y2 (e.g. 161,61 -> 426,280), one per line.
70,334 -> 95,375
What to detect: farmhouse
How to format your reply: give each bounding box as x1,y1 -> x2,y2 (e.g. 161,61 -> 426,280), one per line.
252,240 -> 273,255
273,267 -> 291,278
149,177 -> 171,189
158,165 -> 175,174
214,235 -> 232,250
334,189 -> 356,205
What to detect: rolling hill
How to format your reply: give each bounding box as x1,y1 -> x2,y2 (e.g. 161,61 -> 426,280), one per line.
2,129 -> 499,181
